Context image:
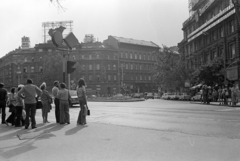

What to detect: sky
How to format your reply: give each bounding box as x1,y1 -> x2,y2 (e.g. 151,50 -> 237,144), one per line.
0,0 -> 189,57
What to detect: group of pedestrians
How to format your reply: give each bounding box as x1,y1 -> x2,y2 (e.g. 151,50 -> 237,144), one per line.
199,83 -> 239,106
0,78 -> 88,129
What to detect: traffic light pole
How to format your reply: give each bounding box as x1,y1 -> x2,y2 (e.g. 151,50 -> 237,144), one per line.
63,53 -> 66,83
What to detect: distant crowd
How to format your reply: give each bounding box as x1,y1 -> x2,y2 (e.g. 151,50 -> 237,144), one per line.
0,78 -> 89,129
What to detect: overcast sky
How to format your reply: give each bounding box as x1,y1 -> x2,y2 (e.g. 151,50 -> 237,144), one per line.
0,0 -> 189,57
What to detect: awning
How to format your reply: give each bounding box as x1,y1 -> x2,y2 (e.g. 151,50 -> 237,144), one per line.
190,84 -> 202,89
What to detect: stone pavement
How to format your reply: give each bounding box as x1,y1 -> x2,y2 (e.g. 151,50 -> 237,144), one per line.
0,106 -> 239,161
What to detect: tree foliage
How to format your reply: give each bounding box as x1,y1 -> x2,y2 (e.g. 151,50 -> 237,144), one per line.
152,46 -> 191,91
190,58 -> 224,86
39,52 -> 63,89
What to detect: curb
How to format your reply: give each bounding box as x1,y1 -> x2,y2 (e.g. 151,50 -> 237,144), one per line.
189,101 -> 240,107
88,98 -> 145,102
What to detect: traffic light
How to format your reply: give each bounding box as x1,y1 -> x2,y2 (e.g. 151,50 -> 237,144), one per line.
48,26 -> 66,48
67,61 -> 76,74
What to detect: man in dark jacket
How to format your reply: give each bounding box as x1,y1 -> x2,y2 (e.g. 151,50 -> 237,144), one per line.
0,83 -> 8,124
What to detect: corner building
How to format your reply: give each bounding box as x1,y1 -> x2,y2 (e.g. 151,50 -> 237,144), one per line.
179,0 -> 240,84
0,36 -> 159,95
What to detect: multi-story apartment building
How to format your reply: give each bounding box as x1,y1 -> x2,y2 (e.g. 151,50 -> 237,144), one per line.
0,35 -> 160,94
178,0 -> 240,84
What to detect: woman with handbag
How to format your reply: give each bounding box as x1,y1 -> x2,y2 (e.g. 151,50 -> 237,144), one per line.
6,88 -> 17,126
40,82 -> 52,123
77,78 -> 88,125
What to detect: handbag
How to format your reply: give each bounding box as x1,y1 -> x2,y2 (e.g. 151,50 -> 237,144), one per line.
86,105 -> 90,116
36,100 -> 43,109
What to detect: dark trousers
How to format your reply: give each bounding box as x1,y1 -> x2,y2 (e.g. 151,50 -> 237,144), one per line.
0,101 -> 6,123
15,106 -> 23,126
25,103 -> 36,128
54,98 -> 60,123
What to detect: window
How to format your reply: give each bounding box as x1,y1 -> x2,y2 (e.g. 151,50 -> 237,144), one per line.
140,65 -> 142,70
89,55 -> 92,60
24,58 -> 27,62
38,49 -> 43,52
114,75 -> 117,81
31,67 -> 34,73
89,75 -> 92,81
108,75 -> 111,81
220,26 -> 224,37
230,20 -> 234,33
148,55 -> 151,60
218,48 -> 223,57
82,65 -> 85,70
89,64 -> 92,70
32,57 -> 34,62
108,64 -> 111,70
96,75 -> 100,81
96,54 -> 99,59
149,75 -> 151,80
139,54 -> 142,60
136,75 -> 138,80
23,67 -> 27,74
140,75 -> 142,80
82,55 -> 85,59
130,53 -> 133,59
48,49 -> 52,52
135,54 -> 138,59
125,52 -> 128,59
96,64 -> 100,70
126,64 -> 128,70
107,55 -> 110,59
230,43 -> 236,59
131,64 -> 133,70
121,52 -> 123,58
113,64 -> 116,70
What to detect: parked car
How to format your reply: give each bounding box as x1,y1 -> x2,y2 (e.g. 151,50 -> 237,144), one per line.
179,93 -> 191,101
169,93 -> 178,100
132,93 -> 142,98
146,93 -> 154,99
191,93 -> 202,101
154,93 -> 160,99
69,90 -> 79,107
161,93 -> 172,100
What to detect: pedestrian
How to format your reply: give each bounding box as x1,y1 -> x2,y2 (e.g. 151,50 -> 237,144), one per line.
18,79 -> 42,129
200,88 -> 203,103
52,81 -> 60,123
76,78 -> 87,125
0,83 -> 8,124
57,83 -> 70,124
6,87 -> 17,126
15,86 -> 25,127
218,86 -> 223,105
40,82 -> 52,123
231,84 -> 238,107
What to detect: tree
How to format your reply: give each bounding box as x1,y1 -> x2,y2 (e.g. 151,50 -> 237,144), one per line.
190,57 -> 224,86
50,0 -> 66,11
39,52 -> 63,90
153,46 -> 191,92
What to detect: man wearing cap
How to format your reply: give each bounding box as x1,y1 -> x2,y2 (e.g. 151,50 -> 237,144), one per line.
0,83 -> 8,124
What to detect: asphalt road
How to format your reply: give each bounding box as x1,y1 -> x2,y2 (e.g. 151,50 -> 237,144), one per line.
69,99 -> 240,139
1,99 -> 240,161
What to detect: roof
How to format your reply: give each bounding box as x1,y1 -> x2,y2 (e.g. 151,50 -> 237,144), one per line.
112,36 -> 159,48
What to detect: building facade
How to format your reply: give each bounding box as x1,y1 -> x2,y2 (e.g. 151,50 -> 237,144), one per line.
0,35 -> 160,94
179,0 -> 240,85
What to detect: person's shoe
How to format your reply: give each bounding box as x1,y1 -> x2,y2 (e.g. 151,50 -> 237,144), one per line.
32,127 -> 37,129
46,121 -> 50,123
1,122 -> 6,124
5,122 -> 9,126
67,122 -> 70,124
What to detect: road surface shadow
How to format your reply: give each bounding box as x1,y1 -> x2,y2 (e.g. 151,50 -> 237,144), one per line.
65,125 -> 88,135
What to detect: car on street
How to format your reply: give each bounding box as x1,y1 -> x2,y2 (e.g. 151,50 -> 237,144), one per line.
161,93 -> 172,100
169,93 -> 178,100
69,90 -> 79,107
146,93 -> 154,99
154,93 -> 160,99
132,93 -> 142,98
179,93 -> 191,101
191,93 -> 202,101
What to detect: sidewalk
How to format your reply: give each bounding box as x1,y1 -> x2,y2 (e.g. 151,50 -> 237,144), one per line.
190,100 -> 240,107
0,115 -> 239,161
